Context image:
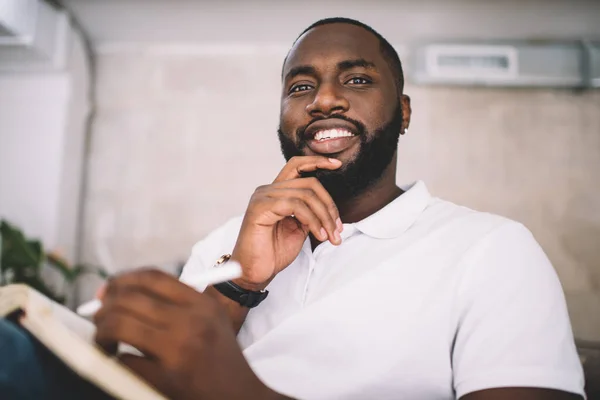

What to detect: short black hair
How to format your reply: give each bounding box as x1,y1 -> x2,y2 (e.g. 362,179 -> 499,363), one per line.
283,17 -> 404,93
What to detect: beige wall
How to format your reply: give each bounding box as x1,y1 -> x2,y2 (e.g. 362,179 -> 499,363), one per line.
0,19 -> 91,263
399,86 -> 600,341
79,46 -> 600,340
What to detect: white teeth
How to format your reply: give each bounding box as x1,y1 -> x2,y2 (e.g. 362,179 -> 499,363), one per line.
314,129 -> 354,141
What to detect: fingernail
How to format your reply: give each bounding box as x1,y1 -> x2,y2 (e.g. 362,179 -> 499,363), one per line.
335,230 -> 342,244
320,227 -> 327,240
336,218 -> 343,232
329,158 -> 342,165
95,285 -> 106,300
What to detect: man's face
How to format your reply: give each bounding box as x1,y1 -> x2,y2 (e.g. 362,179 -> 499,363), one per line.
278,23 -> 406,202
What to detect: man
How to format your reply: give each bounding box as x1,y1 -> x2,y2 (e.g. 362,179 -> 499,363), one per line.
0,18 -> 585,399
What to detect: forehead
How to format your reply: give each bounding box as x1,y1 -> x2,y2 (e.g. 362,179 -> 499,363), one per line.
284,23 -> 386,75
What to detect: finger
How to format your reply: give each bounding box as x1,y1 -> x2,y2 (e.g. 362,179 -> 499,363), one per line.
105,269 -> 197,306
94,310 -> 167,359
95,284 -> 106,300
274,156 -> 342,183
272,177 -> 341,233
98,285 -> 177,328
266,188 -> 338,243
258,197 -> 328,242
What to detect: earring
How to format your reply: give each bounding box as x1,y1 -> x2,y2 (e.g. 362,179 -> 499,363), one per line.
402,128 -> 408,135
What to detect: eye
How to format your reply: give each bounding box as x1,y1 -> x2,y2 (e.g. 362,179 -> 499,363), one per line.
289,84 -> 314,94
346,77 -> 371,85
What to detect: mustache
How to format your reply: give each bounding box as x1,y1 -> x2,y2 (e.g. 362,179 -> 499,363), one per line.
295,114 -> 367,144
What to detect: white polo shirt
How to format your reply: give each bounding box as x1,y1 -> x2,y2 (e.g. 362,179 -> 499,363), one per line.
180,181 -> 585,399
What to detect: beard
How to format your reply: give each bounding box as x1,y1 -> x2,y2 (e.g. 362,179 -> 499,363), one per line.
277,102 -> 403,204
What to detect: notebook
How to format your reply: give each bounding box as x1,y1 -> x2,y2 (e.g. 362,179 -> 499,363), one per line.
0,283 -> 167,400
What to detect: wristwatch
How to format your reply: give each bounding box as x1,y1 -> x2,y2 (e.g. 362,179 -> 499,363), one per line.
212,254 -> 269,308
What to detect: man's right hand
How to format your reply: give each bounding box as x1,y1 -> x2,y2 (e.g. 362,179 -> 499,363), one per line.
230,156 -> 344,290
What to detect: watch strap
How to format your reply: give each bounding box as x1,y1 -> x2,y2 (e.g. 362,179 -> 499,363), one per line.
213,280 -> 269,308
212,254 -> 269,308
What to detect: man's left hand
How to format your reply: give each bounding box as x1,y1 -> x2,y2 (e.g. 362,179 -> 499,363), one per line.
93,269 -> 274,400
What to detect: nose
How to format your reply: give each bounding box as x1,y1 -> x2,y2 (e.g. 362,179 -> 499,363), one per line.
305,82 -> 350,117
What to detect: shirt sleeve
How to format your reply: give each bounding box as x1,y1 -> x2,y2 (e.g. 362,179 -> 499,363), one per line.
452,221 -> 585,398
178,215 -> 244,290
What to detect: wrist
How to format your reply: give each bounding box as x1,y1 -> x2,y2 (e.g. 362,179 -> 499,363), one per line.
229,252 -> 273,291
212,253 -> 270,309
231,277 -> 270,292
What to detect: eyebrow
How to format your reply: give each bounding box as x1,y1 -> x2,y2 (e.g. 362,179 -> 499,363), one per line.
337,58 -> 377,71
285,65 -> 317,82
284,58 -> 378,81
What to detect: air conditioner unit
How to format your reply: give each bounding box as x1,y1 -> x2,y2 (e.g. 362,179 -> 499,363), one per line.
587,41 -> 600,88
0,0 -> 37,44
0,0 -> 70,71
409,41 -> 586,88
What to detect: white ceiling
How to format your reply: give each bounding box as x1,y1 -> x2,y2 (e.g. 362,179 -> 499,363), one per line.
61,0 -> 600,47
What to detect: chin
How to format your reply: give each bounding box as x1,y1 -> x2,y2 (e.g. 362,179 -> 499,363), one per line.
309,146 -> 361,162
328,149 -> 359,165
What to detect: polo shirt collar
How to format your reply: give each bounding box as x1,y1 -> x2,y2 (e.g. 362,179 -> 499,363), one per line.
352,180 -> 431,239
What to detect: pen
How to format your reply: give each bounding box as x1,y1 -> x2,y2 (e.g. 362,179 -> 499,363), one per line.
76,261 -> 243,317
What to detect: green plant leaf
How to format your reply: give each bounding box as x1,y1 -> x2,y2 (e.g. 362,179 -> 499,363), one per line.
46,253 -> 110,282
0,220 -> 44,268
46,252 -> 74,281
16,274 -> 65,304
71,264 -> 111,281
27,240 -> 43,266
1,219 -> 109,302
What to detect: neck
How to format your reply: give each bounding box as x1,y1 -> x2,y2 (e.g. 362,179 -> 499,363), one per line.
337,181 -> 402,224
336,160 -> 403,224
309,163 -> 402,251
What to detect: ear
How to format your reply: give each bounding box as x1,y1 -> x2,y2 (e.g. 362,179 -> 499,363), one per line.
400,94 -> 412,134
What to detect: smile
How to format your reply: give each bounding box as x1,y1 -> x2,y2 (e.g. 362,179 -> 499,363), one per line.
313,128 -> 356,141
306,129 -> 359,155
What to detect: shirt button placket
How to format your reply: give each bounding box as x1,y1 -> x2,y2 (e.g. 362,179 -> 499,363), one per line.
301,242 -> 328,305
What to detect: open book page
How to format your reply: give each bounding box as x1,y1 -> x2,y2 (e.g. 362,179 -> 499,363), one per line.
49,298 -> 96,343
20,306 -> 167,400
2,285 -> 97,343
1,285 -> 167,400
